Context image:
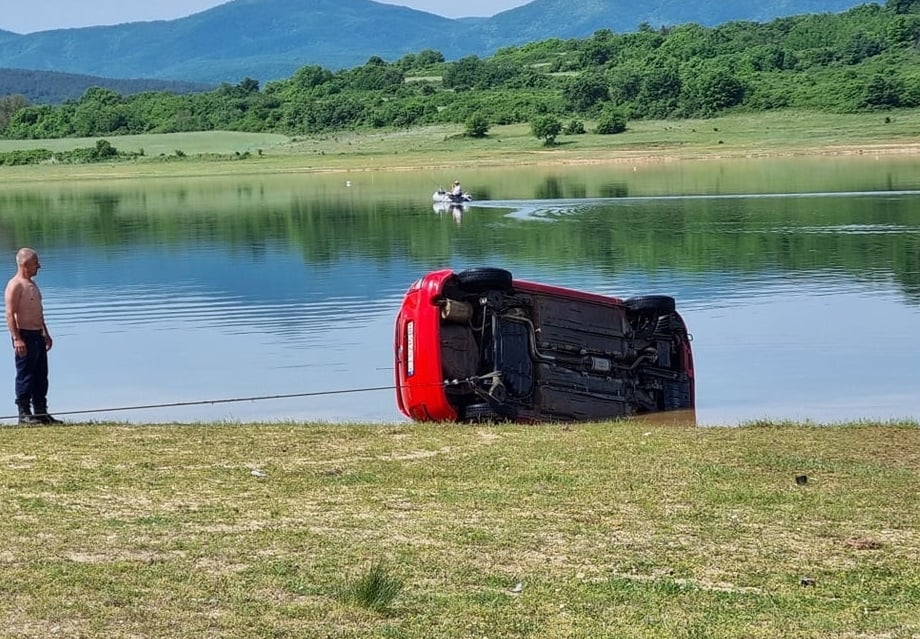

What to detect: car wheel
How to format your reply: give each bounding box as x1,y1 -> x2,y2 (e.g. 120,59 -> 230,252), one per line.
624,295 -> 676,314
455,267 -> 513,293
463,402 -> 499,422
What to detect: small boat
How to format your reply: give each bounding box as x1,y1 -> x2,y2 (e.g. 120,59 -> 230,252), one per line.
433,189 -> 472,204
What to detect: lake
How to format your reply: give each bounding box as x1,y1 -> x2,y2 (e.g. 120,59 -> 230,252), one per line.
1,155 -> 918,425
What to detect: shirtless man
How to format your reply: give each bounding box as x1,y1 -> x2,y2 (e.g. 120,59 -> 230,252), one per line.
5,248 -> 61,424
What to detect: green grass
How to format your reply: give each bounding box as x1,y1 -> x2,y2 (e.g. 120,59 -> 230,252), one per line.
341,562 -> 404,613
1,419 -> 917,638
1,109 -> 919,183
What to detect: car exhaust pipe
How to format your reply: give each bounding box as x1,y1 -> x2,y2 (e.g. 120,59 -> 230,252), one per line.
440,299 -> 473,323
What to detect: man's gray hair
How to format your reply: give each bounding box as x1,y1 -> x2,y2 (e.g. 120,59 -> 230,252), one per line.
16,247 -> 37,266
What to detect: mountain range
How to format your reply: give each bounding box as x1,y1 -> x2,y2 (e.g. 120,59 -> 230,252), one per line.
0,0 -> 870,85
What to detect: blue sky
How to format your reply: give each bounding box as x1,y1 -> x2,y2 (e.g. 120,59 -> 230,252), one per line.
0,0 -> 531,34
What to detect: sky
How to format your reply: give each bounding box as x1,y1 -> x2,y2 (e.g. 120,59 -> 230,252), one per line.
0,0 -> 531,34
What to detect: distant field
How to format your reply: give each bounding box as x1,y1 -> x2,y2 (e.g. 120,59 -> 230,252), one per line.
280,109 -> 920,162
1,109 -> 918,182
0,131 -> 290,156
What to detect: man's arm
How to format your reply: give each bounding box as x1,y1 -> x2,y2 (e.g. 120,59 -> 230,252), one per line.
4,280 -> 25,355
41,318 -> 52,351
5,280 -> 21,337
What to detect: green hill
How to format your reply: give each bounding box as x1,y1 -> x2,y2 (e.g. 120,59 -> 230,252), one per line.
0,68 -> 212,105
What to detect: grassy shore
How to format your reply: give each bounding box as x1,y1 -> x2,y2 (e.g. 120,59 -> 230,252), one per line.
1,420 -> 918,638
1,109 -> 919,183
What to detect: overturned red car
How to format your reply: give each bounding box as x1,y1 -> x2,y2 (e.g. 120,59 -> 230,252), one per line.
394,267 -> 695,423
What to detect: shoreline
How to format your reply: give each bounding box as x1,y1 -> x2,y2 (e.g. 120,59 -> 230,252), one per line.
2,119 -> 920,182
257,141 -> 920,181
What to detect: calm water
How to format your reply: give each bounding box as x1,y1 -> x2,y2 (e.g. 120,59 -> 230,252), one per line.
1,156 -> 918,425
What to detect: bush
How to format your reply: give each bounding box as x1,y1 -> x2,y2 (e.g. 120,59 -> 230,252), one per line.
563,119 -> 586,135
0,148 -> 54,166
465,113 -> 490,138
595,109 -> 628,134
92,139 -> 117,159
531,115 -> 562,145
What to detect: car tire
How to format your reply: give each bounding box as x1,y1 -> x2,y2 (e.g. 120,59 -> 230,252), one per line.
624,295 -> 676,314
463,402 -> 499,422
455,267 -> 513,293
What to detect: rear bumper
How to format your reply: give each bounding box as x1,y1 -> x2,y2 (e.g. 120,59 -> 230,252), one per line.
394,270 -> 457,421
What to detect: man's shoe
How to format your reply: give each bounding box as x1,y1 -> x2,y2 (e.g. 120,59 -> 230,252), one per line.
18,413 -> 43,425
35,412 -> 63,424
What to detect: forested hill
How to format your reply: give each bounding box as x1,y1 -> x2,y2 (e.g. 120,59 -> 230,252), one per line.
0,0 -> 870,84
0,69 -> 212,106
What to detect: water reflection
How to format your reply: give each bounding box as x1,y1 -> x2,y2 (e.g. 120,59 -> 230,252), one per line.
432,202 -> 466,224
0,157 -> 918,424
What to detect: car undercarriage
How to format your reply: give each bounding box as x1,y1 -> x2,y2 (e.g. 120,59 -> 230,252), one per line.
436,269 -> 694,422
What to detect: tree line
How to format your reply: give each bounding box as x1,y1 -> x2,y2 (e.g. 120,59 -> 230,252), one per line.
1,1 -> 918,140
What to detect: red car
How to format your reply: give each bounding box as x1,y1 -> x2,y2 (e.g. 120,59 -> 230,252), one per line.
394,267 -> 695,423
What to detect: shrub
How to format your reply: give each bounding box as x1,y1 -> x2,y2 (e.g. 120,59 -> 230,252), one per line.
595,109 -> 628,134
564,119 -> 586,135
92,139 -> 117,159
0,148 -> 54,166
465,113 -> 490,138
531,115 -> 562,145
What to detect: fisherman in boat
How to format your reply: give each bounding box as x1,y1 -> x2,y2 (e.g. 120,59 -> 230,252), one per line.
450,180 -> 463,197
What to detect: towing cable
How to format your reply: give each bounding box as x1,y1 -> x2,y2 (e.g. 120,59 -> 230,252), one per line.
0,385 -> 398,423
